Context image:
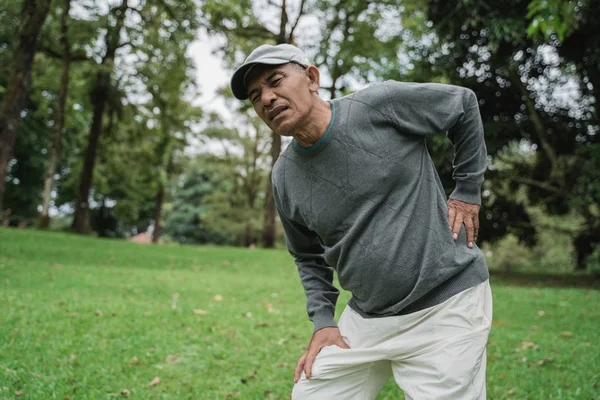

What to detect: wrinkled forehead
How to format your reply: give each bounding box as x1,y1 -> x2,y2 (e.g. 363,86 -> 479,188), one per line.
244,63 -> 290,91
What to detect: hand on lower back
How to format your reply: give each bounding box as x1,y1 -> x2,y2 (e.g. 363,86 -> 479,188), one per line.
447,198 -> 480,248
294,327 -> 350,383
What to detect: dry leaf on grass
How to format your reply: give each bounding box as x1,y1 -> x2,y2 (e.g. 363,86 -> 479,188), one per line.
172,293 -> 180,310
536,310 -> 545,316
559,331 -> 573,338
15,391 -> 24,397
94,310 -> 103,316
109,389 -> 131,397
240,370 -> 257,384
193,309 -> 208,315
214,294 -> 223,301
534,357 -> 554,366
520,342 -> 539,350
148,377 -> 160,387
166,354 -> 180,364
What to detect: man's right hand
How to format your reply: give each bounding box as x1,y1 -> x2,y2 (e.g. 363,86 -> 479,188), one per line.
294,326 -> 350,383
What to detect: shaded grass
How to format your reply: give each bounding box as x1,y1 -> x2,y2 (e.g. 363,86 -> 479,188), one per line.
0,228 -> 598,399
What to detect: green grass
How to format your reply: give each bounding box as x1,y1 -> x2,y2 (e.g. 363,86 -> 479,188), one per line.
0,228 -> 598,399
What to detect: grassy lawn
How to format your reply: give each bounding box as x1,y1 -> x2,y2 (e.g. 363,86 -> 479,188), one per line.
0,227 -> 598,399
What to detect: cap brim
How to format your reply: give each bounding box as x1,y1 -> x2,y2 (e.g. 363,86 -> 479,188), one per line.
230,58 -> 290,100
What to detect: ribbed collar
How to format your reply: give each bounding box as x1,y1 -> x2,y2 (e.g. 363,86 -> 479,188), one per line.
292,100 -> 336,157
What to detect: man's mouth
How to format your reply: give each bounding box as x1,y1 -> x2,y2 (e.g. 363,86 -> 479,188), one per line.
268,106 -> 288,121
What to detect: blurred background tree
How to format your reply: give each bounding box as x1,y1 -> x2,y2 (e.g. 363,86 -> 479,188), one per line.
0,0 -> 597,272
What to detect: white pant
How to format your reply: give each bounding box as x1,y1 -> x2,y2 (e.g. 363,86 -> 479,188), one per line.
292,280 -> 493,400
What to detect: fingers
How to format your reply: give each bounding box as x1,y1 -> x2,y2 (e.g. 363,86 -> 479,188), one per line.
336,337 -> 350,349
303,346 -> 320,380
451,211 -> 463,241
295,327 -> 349,383
448,199 -> 481,247
294,352 -> 307,383
464,215 -> 475,248
448,204 -> 457,239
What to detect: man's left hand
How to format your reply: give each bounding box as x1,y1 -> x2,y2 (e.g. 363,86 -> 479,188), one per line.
448,199 -> 480,248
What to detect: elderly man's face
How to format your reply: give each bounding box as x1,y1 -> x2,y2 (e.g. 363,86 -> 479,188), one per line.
245,63 -> 316,136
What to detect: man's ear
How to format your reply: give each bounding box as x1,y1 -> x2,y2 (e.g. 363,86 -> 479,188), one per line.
306,66 -> 320,93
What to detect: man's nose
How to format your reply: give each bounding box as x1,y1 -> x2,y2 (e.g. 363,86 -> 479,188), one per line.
260,87 -> 277,106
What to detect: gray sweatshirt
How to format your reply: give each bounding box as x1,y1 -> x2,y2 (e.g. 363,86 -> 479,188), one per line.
272,81 -> 490,332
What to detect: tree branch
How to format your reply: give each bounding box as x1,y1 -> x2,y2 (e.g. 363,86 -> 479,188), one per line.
277,0 -> 288,43
288,0 -> 307,43
509,68 -> 560,180
231,25 -> 275,40
40,46 -> 89,61
115,40 -> 133,50
508,176 -> 565,195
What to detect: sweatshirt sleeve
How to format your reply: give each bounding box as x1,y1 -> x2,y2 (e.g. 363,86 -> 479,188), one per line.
383,81 -> 488,205
272,184 -> 339,332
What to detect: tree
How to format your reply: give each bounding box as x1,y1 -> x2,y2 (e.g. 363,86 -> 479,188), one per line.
164,156 -> 232,245
202,0 -> 310,247
38,0 -> 72,228
70,0 -> 130,233
200,113 -> 271,246
133,0 -> 202,242
70,0 -> 201,235
0,0 -> 52,212
312,0 -> 424,98
420,0 -> 599,268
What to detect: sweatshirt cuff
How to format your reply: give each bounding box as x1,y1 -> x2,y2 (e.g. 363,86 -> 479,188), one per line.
450,181 -> 482,206
312,313 -> 337,333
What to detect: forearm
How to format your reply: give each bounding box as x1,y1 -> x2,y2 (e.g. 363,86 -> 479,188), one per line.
447,89 -> 487,205
296,257 -> 339,332
273,184 -> 339,332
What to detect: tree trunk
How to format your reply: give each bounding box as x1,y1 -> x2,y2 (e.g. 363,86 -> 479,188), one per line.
70,73 -> 109,233
39,0 -> 71,228
71,0 -> 128,234
152,183 -> 164,244
0,0 -> 52,212
262,131 -> 281,248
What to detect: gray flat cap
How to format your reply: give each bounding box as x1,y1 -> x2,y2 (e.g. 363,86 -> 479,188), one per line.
230,44 -> 311,100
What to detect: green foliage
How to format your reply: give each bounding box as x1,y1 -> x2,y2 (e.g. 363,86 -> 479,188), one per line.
2,0 -> 203,235
164,157 -> 233,245
313,0 -> 430,93
165,112 -> 272,246
418,0 -> 599,268
526,0 -> 580,42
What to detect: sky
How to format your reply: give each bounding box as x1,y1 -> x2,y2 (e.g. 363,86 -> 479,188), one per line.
187,38 -> 230,116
